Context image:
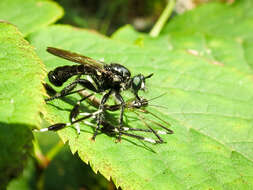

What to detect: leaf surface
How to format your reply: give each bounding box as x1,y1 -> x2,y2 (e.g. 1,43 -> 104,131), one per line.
29,25 -> 253,190
161,0 -> 253,71
0,0 -> 63,36
0,22 -> 45,188
112,25 -> 251,73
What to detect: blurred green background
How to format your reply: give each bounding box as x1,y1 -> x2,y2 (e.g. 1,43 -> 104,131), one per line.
54,0 -> 233,35
55,0 -> 167,35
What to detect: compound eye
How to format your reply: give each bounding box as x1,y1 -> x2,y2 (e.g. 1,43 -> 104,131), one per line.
132,75 -> 145,92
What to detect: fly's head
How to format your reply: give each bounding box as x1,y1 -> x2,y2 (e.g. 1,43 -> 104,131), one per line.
130,73 -> 153,98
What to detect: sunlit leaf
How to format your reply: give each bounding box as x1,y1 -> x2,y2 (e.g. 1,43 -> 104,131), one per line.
0,0 -> 63,36
0,22 -> 45,188
29,25 -> 253,190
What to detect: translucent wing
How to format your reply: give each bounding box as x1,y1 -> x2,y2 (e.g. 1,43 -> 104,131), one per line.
47,47 -> 104,70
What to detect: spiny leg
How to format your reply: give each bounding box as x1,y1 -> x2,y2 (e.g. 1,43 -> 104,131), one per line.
120,131 -> 161,144
78,110 -> 171,135
45,77 -> 98,101
45,75 -> 80,101
137,109 -> 173,134
43,83 -> 57,96
77,91 -> 171,141
92,90 -> 113,140
73,91 -> 173,141
115,92 -> 125,142
69,93 -> 94,123
141,114 -> 173,134
85,119 -> 164,144
79,109 -> 169,143
135,113 -> 164,143
44,82 -> 88,100
69,93 -> 95,134
33,110 -> 101,133
35,93 -> 95,134
34,109 -> 168,143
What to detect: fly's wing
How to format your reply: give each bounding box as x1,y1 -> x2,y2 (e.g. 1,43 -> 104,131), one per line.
47,47 -> 104,71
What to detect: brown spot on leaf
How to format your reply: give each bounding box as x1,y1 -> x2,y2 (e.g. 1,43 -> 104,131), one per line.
211,61 -> 224,66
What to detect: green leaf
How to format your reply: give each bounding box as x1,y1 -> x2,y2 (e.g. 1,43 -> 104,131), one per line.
29,25 -> 253,190
7,159 -> 36,190
43,142 -> 109,190
161,0 -> 253,70
0,0 -> 63,36
162,0 -> 253,38
0,22 -> 45,188
8,132 -> 109,190
112,25 -> 252,73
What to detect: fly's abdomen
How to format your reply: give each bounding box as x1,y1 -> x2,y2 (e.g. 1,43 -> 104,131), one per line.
48,65 -> 84,86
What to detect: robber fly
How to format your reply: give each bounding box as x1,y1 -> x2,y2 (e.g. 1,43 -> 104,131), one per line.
45,47 -> 153,140
36,91 -> 173,144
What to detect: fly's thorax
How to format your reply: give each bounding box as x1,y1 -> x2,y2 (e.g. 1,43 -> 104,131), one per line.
105,63 -> 131,82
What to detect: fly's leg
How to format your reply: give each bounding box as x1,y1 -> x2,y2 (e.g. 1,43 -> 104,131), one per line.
68,93 -> 95,134
92,90 -> 113,140
115,92 -> 125,142
34,108 -> 170,143
98,120 -> 163,144
45,75 -> 81,101
33,110 -> 99,133
45,77 -> 98,101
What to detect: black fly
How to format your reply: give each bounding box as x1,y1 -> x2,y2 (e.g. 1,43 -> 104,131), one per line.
45,47 -> 153,140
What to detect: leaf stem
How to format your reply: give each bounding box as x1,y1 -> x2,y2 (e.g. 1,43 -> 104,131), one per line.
33,138 -> 49,169
46,140 -> 64,161
33,138 -> 63,189
33,138 -> 64,168
149,0 -> 175,37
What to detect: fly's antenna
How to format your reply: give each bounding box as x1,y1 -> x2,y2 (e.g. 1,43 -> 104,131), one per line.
144,73 -> 153,79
